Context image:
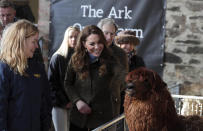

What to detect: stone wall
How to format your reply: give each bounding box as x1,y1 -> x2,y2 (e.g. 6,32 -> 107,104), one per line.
38,0 -> 203,96
164,0 -> 203,95
38,0 -> 50,71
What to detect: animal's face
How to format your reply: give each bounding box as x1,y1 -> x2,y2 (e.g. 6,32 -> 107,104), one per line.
125,67 -> 166,100
125,80 -> 151,100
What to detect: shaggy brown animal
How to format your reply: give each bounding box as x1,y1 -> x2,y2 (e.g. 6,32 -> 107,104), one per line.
124,67 -> 203,131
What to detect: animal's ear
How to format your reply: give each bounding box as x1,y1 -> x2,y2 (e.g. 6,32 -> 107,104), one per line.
151,71 -> 167,91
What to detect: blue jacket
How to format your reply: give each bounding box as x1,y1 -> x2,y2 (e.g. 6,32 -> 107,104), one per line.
0,59 -> 52,131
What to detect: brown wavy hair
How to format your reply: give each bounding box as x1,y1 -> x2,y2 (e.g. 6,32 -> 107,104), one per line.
71,25 -> 116,80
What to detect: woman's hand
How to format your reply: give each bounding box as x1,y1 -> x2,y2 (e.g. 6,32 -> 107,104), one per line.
76,100 -> 92,114
66,102 -> 72,109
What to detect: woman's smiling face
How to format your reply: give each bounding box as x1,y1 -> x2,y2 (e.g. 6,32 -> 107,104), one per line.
120,43 -> 134,53
83,34 -> 104,57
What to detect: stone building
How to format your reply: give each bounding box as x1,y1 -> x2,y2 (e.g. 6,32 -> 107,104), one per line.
36,0 -> 203,96
164,0 -> 203,96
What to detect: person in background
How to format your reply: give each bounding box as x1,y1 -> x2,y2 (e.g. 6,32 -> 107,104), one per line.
48,26 -> 80,131
0,0 -> 16,39
0,19 -> 52,131
0,0 -> 16,28
64,25 -> 125,131
97,18 -> 128,71
0,0 -> 44,64
115,30 -> 145,72
97,18 -> 128,119
115,30 -> 145,114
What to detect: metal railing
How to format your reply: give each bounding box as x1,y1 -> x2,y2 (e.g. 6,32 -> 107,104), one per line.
92,114 -> 127,131
92,94 -> 203,131
172,94 -> 203,116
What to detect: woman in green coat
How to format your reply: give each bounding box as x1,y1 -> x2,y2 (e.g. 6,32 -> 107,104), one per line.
64,25 -> 126,130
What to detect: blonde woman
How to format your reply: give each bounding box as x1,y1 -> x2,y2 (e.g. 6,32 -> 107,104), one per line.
0,19 -> 52,131
48,26 -> 80,131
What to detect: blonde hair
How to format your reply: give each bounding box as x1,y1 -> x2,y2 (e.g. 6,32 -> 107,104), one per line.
0,19 -> 38,76
54,26 -> 80,57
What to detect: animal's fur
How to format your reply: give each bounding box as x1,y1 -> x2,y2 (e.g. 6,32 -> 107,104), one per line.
124,67 -> 203,131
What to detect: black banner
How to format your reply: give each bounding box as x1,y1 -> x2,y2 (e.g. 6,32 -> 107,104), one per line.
50,0 -> 166,75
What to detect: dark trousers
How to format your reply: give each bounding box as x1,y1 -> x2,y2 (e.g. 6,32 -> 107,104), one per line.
120,90 -> 125,114
70,123 -> 93,131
